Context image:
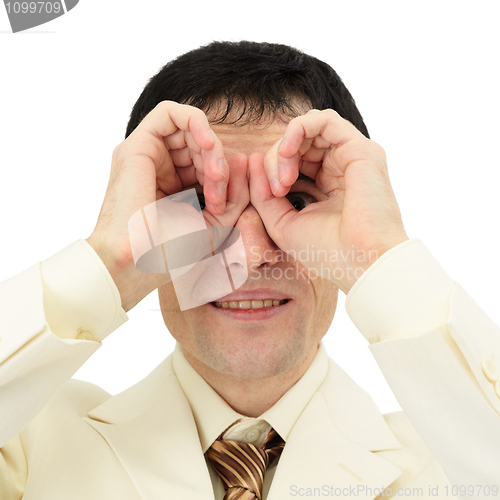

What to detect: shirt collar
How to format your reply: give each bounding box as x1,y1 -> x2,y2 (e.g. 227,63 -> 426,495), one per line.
172,341 -> 329,453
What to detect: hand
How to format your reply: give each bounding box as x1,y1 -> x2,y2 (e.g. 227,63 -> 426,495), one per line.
249,109 -> 409,295
86,101 -> 249,312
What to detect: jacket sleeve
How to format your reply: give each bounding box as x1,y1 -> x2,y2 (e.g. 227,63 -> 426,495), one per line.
346,238 -> 500,497
0,239 -> 128,498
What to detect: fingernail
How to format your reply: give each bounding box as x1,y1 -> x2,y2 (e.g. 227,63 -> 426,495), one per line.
216,182 -> 227,204
208,201 -> 223,215
217,159 -> 226,179
278,138 -> 285,152
270,177 -> 281,195
278,164 -> 285,183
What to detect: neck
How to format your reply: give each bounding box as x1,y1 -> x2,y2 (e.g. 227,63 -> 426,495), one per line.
182,343 -> 319,417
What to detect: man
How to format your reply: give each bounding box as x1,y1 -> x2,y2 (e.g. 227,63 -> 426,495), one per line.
1,41 -> 499,499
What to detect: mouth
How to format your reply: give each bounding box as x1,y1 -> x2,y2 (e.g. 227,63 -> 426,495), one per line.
211,299 -> 290,309
207,297 -> 292,321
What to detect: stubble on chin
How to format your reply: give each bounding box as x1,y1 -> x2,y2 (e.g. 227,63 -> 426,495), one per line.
191,319 -> 310,381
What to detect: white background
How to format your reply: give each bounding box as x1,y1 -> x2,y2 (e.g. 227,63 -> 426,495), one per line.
1,1 -> 499,414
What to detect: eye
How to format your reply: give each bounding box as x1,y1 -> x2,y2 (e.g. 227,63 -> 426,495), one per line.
285,192 -> 317,211
196,191 -> 316,211
177,190 -> 205,211
197,193 -> 206,211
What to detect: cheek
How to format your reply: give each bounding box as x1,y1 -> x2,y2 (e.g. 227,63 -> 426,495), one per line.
158,283 -> 184,341
310,277 -> 338,336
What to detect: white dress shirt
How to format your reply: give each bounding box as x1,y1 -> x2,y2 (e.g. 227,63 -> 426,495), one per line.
173,340 -> 329,499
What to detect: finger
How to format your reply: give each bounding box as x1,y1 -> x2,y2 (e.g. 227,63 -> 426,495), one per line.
138,101 -> 215,150
278,109 -> 362,161
204,157 -> 229,215
176,165 -> 199,188
163,129 -> 201,157
311,135 -> 332,150
315,139 -> 378,194
300,146 -> 329,163
206,153 -> 249,223
162,129 -> 210,199
170,147 -> 194,167
201,131 -> 227,182
192,152 -> 203,174
196,169 -> 205,187
225,153 -> 249,218
315,160 -> 343,194
263,139 -> 299,196
123,102 -> 217,203
274,110 -> 369,196
137,101 -> 224,190
201,131 -> 228,214
298,161 -> 322,181
167,130 -> 227,210
154,149 -> 183,195
249,152 -> 297,248
297,137 -> 315,157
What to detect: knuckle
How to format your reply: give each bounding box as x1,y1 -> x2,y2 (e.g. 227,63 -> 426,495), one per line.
289,114 -> 305,128
263,147 -> 274,163
370,140 -> 387,157
190,106 -> 208,122
189,104 -> 204,116
111,142 -> 124,161
178,104 -> 208,129
324,108 -> 339,119
155,100 -> 175,111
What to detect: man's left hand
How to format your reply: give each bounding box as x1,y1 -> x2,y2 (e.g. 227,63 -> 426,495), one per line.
249,109 -> 409,294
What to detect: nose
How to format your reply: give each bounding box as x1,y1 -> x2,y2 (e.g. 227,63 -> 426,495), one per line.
222,203 -> 282,278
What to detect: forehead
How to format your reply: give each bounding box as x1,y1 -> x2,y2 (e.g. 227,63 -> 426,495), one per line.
210,120 -> 288,160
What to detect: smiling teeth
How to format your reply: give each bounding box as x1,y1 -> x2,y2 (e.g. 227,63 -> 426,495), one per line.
213,299 -> 287,309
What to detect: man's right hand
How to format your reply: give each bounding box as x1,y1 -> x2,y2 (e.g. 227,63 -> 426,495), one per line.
86,101 -> 249,313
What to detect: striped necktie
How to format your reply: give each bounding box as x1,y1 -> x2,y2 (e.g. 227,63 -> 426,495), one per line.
206,428 -> 285,500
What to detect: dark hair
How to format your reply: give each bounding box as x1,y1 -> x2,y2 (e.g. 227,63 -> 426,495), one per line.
125,41 -> 369,139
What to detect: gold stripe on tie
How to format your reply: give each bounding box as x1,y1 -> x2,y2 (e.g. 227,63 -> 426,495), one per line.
206,429 -> 285,500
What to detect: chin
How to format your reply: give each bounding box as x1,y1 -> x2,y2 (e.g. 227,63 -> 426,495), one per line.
198,334 -> 308,380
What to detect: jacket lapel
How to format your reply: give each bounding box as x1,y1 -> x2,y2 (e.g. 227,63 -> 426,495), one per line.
82,351 -> 403,500
83,353 -> 214,500
268,359 -> 403,500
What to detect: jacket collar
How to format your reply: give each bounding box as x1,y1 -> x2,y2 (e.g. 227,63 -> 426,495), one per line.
84,349 -> 402,500
84,353 -> 214,499
265,358 -> 402,498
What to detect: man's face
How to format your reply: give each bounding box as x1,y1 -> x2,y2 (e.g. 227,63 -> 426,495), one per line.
158,115 -> 338,381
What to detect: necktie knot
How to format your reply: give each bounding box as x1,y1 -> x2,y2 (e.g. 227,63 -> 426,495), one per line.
206,428 -> 285,500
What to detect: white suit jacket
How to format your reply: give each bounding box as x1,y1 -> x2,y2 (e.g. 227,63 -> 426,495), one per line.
1,238 -> 500,499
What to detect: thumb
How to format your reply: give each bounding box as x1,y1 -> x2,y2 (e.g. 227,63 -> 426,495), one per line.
248,152 -> 297,249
